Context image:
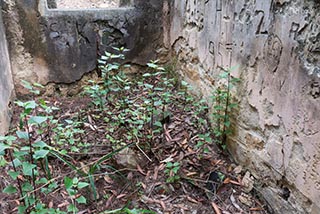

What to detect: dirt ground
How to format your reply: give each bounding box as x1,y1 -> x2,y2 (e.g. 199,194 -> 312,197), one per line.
0,67 -> 270,213
55,0 -> 120,9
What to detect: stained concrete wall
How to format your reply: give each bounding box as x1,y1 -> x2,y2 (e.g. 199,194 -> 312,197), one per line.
3,0 -> 163,95
0,4 -> 14,134
168,0 -> 320,213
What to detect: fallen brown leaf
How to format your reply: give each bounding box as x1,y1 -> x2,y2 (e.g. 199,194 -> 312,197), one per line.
105,194 -> 114,208
229,179 -> 242,186
186,171 -> 197,176
116,194 -> 127,199
137,164 -> 146,175
250,207 -> 264,211
211,201 -> 221,214
186,196 -> 198,204
223,177 -> 231,184
58,201 -> 69,208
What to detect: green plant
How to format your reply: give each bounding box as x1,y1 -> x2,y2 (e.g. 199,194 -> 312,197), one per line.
83,80 -> 107,110
164,161 -> 180,183
63,176 -> 89,213
211,67 -> 240,149
0,81 -> 89,213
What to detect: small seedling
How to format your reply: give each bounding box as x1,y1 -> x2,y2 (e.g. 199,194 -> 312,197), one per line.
164,162 -> 180,183
211,68 -> 240,149
64,176 -> 89,213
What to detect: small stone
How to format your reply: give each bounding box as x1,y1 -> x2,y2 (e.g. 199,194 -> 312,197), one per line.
49,32 -> 60,39
238,193 -> 253,207
114,147 -> 139,169
242,171 -> 254,193
233,165 -> 243,174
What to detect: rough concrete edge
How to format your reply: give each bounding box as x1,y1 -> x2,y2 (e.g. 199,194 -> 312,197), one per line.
227,135 -> 315,214
0,4 -> 15,135
39,0 -> 135,17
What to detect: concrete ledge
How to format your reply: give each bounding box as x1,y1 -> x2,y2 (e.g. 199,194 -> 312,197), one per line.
3,0 -> 163,95
39,0 -> 135,18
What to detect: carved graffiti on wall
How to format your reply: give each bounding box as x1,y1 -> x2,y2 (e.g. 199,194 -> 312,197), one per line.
263,34 -> 283,73
310,81 -> 320,99
185,0 -> 205,30
295,9 -> 320,78
289,22 -> 300,39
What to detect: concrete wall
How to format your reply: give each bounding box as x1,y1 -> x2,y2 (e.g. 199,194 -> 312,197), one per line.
3,0 -> 163,95
168,0 -> 320,213
0,4 -> 14,134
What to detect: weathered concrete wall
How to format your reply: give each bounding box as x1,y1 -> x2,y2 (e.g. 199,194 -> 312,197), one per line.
168,0 -> 320,213
3,0 -> 163,94
0,5 -> 14,134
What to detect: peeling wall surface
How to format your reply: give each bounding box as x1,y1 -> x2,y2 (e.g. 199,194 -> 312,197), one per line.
168,0 -> 320,213
3,0 -> 163,94
0,5 -> 14,134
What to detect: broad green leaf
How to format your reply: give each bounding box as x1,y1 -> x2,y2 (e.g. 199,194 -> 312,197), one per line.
3,185 -> 17,194
153,121 -> 162,127
34,149 -> 49,159
25,101 -> 37,109
65,119 -> 73,124
166,162 -> 173,168
36,177 -> 48,184
11,158 -> 22,167
224,120 -> 231,127
0,156 -> 7,166
76,196 -> 87,204
67,204 -> 78,213
16,131 -> 29,140
147,62 -> 158,69
22,162 -> 37,176
22,182 -> 33,192
72,177 -> 79,184
64,177 -> 73,189
28,116 -> 48,124
143,83 -> 153,89
104,51 -> 111,57
98,59 -> 106,65
154,71 -> 165,76
14,150 -> 29,158
33,82 -> 44,88
100,55 -> 109,60
0,135 -> 16,142
21,80 -> 33,90
77,182 -> 89,189
15,100 -> 25,107
173,162 -> 180,167
154,100 -> 163,106
142,73 -> 152,77
8,171 -> 20,180
0,143 -> 11,153
18,205 -> 27,214
154,87 -> 164,91
33,141 -> 49,148
219,71 -> 229,79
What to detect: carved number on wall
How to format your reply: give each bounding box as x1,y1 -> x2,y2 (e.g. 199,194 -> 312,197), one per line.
255,10 -> 268,35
